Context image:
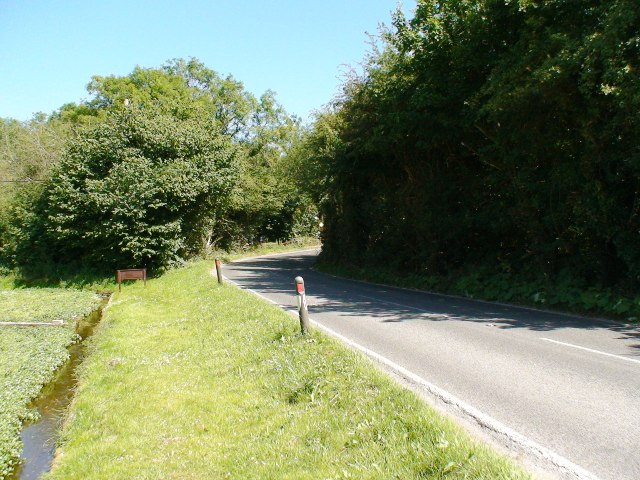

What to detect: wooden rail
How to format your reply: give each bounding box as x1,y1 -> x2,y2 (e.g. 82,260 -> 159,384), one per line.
0,320 -> 64,326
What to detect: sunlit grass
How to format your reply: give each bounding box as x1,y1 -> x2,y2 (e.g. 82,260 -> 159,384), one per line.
46,261 -> 528,479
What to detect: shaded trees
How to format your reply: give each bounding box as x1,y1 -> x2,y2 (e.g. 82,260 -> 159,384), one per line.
317,0 -> 640,300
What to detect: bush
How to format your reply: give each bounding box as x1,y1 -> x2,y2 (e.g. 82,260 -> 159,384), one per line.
12,109 -> 237,271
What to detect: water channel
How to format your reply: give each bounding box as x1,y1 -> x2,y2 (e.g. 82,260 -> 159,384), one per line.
10,301 -> 107,480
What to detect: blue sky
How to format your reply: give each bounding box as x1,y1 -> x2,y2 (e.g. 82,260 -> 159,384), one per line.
0,0 -> 416,122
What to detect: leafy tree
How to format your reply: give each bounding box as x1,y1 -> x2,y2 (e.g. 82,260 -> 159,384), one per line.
15,109 -> 237,270
317,0 -> 640,294
224,91 -> 312,246
2,58 -> 314,270
56,58 -> 311,249
0,116 -> 66,183
0,117 -> 68,267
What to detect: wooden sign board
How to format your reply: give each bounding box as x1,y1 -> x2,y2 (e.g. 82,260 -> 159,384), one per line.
116,268 -> 147,292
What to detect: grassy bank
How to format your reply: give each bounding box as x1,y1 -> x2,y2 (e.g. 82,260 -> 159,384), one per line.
0,238 -> 320,291
316,261 -> 640,322
46,260 -> 528,479
0,289 -> 102,479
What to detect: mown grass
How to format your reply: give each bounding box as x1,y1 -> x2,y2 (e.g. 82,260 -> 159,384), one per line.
46,260 -> 528,479
0,289 -> 102,479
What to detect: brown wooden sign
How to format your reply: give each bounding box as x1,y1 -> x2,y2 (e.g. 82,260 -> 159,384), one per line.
116,268 -> 147,292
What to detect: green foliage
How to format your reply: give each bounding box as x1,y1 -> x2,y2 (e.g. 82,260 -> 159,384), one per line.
0,289 -> 102,323
19,109 -> 237,270
0,288 -> 101,479
206,90 -> 321,248
0,116 -> 66,184
1,58 -> 315,269
79,59 -> 317,249
0,117 -> 68,268
315,0 -> 640,301
210,237 -> 320,264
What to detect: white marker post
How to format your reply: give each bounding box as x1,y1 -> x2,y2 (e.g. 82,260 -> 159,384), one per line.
294,276 -> 310,335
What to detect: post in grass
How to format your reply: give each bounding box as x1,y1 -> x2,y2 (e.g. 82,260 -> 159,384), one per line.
294,276 -> 310,335
215,258 -> 223,284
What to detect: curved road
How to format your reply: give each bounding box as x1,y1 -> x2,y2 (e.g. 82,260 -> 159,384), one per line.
222,249 -> 640,480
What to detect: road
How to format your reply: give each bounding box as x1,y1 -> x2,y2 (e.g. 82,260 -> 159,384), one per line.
222,249 -> 640,480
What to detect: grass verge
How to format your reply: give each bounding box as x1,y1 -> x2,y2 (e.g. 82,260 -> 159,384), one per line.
0,238 -> 320,291
45,260 -> 528,479
0,289 -> 102,479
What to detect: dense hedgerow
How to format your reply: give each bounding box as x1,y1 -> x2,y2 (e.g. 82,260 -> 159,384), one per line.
314,0 -> 640,309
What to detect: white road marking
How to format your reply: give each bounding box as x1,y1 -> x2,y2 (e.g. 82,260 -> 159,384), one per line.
219,271 -> 600,480
542,338 -> 640,365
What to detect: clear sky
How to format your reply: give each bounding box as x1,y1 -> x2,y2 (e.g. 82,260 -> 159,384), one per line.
0,0 -> 416,122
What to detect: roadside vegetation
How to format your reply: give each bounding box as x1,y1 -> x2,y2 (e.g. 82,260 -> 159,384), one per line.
1,58 -> 318,277
4,2 -> 638,320
300,0 -> 640,321
215,236 -> 320,262
0,289 -> 102,479
45,261 -> 528,480
0,239 -> 318,480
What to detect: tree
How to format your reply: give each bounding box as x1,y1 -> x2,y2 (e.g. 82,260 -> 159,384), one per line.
19,108 -> 237,270
317,0 -> 640,291
0,116 -> 68,267
56,58 -> 310,249
2,58 -> 313,270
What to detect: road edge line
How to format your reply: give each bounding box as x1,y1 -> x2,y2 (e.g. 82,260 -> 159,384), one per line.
220,273 -> 601,480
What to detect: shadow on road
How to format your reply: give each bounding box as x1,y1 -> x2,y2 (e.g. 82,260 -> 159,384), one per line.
227,253 -> 640,355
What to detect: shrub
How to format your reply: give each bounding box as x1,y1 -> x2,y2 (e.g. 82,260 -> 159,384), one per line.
15,109 -> 237,270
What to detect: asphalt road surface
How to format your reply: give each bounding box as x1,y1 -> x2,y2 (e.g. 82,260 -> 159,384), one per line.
222,249 -> 640,480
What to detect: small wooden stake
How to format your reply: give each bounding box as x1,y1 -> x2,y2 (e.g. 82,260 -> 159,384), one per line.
215,259 -> 224,284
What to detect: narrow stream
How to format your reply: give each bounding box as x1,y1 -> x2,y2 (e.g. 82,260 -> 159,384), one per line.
11,303 -> 106,480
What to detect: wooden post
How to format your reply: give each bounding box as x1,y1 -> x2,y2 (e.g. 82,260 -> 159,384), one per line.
294,276 -> 310,335
215,259 -> 223,284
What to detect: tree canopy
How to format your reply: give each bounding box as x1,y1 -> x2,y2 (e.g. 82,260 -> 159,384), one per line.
9,109 -> 236,270
316,0 -> 640,298
1,58 -> 314,272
